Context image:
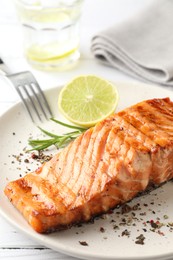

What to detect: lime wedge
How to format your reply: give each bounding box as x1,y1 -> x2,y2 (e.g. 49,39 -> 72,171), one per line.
58,75 -> 119,127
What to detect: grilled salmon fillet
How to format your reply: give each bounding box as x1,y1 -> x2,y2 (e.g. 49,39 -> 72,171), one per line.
4,98 -> 173,233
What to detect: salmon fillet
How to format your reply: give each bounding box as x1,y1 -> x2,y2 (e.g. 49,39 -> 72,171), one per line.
4,98 -> 173,233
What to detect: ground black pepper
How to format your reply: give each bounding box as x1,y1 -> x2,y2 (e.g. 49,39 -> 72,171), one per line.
79,241 -> 88,246
135,234 -> 145,245
121,229 -> 130,237
100,227 -> 105,233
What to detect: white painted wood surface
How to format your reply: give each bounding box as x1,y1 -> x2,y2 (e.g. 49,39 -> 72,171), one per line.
0,0 -> 168,259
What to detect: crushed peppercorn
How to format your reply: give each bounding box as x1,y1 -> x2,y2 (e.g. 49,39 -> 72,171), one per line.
79,241 -> 88,246
135,234 -> 145,245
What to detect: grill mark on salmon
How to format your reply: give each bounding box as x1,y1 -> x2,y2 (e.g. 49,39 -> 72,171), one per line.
68,130 -> 92,191
78,119 -> 118,201
40,144 -> 76,206
72,122 -> 106,201
58,134 -> 82,191
46,138 -> 84,207
4,97 -> 173,233
119,98 -> 173,146
119,97 -> 173,184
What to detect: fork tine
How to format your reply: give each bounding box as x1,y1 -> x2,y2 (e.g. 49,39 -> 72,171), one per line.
29,83 -> 48,120
34,81 -> 53,118
15,85 -> 35,122
23,84 -> 42,122
6,71 -> 53,123
27,73 -> 53,118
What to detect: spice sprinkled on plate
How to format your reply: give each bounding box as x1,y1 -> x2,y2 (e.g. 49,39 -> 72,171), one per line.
79,241 -> 88,246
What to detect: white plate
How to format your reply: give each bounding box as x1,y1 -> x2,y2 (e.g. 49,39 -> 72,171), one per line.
1,81 -> 173,260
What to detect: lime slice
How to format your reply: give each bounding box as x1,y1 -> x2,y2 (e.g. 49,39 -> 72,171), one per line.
58,75 -> 119,127
26,41 -> 78,62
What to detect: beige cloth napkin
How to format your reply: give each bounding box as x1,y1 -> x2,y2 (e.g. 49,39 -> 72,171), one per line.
91,0 -> 173,86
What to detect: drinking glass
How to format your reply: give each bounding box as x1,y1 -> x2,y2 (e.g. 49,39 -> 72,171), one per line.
14,0 -> 84,70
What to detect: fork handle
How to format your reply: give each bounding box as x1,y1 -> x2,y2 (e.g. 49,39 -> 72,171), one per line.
0,58 -> 11,76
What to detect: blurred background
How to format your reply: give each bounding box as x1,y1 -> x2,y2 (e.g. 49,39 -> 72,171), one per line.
0,0 -> 152,108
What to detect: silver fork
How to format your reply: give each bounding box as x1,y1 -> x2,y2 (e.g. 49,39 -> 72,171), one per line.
0,58 -> 53,123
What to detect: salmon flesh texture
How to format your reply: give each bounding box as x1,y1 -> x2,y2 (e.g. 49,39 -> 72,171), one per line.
4,98 -> 173,233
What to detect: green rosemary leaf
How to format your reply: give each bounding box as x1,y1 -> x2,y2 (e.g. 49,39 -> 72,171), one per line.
28,118 -> 89,151
38,127 -> 61,138
50,118 -> 87,132
29,139 -> 53,145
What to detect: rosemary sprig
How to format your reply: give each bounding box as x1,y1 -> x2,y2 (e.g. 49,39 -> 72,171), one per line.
28,118 -> 88,151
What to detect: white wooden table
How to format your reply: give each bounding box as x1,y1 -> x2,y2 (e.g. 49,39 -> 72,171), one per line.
0,0 -> 168,259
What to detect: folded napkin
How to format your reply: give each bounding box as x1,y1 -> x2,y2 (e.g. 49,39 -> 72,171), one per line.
91,0 -> 173,86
